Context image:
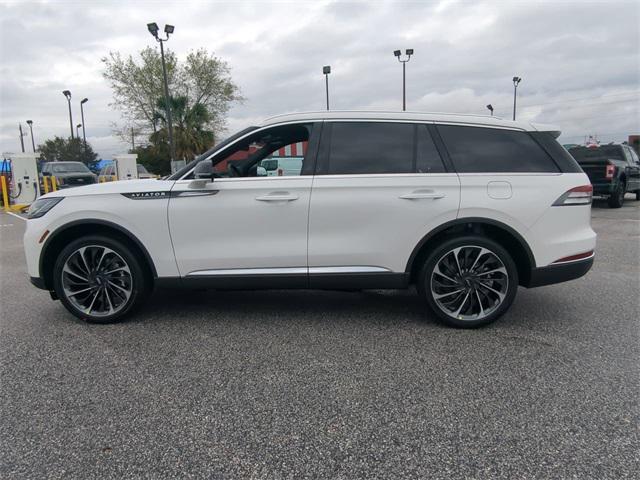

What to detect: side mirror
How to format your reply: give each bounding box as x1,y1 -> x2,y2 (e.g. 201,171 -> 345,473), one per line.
256,166 -> 267,176
193,159 -> 213,180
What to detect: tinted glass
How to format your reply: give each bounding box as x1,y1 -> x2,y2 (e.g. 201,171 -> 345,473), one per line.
52,163 -> 91,173
416,125 -> 445,173
328,122 -> 414,174
438,125 -> 559,173
530,132 -> 582,173
568,145 -> 625,162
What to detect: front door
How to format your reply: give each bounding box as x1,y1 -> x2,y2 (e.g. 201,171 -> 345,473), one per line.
168,123 -> 318,281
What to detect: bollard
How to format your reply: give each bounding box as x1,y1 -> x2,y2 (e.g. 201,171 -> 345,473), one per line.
51,176 -> 58,191
1,176 -> 9,212
43,176 -> 50,194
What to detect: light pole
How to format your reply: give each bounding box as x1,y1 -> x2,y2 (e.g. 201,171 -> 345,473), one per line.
512,76 -> 522,121
486,104 -> 494,116
322,66 -> 331,110
76,124 -> 82,139
62,90 -> 74,138
394,49 -> 413,111
80,98 -> 88,149
18,124 -> 26,152
26,120 -> 36,152
147,22 -> 176,163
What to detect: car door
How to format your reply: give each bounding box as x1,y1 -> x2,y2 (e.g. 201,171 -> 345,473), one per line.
307,121 -> 460,287
168,122 -> 319,285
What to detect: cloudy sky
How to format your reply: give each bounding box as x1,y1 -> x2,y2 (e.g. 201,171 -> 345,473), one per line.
1,0 -> 638,159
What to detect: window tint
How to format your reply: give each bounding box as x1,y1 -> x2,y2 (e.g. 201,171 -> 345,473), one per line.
206,123 -> 312,178
327,122 -> 414,174
438,125 -> 559,173
417,125 -> 446,173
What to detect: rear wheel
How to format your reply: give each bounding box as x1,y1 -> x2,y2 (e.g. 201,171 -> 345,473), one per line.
417,236 -> 518,328
53,235 -> 149,323
608,182 -> 625,208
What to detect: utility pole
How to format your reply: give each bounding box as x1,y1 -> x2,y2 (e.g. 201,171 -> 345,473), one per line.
323,66 -> 331,110
26,120 -> 36,152
18,124 -> 25,153
147,22 -> 176,164
131,127 -> 135,151
393,49 -> 414,111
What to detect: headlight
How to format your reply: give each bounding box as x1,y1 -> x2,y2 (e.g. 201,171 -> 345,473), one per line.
27,197 -> 64,219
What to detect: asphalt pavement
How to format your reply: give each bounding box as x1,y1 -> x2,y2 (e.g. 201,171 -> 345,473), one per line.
1,198 -> 638,479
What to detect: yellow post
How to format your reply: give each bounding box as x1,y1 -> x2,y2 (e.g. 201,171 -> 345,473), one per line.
51,176 -> 58,191
111,175 -> 117,182
43,176 -> 50,194
1,176 -> 9,212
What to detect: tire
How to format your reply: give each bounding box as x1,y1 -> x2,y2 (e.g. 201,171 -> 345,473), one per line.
52,235 -> 150,323
608,182 -> 625,208
417,236 -> 519,328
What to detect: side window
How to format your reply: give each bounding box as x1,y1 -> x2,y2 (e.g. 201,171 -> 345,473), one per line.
210,123 -> 312,178
629,148 -> 640,165
437,125 -> 560,173
326,122 -> 414,174
624,146 -> 638,166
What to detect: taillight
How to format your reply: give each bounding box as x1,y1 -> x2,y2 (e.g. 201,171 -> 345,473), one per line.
605,164 -> 615,179
552,185 -> 593,206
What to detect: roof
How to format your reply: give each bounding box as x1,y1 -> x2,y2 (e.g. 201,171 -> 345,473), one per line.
261,110 -> 560,133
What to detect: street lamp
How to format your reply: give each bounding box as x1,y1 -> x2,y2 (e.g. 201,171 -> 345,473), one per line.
323,66 -> 331,110
147,22 -> 176,163
76,124 -> 82,139
26,120 -> 36,152
486,104 -> 494,116
62,90 -> 74,138
394,49 -> 413,111
512,76 -> 522,121
80,98 -> 88,149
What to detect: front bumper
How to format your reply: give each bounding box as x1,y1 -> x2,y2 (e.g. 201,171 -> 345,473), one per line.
525,256 -> 594,288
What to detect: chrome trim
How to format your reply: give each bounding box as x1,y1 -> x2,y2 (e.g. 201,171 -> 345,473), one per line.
308,266 -> 391,274
186,266 -> 391,276
187,267 -> 308,276
550,252 -> 595,265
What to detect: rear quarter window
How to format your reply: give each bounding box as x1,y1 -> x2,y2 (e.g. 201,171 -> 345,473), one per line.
437,125 -> 560,173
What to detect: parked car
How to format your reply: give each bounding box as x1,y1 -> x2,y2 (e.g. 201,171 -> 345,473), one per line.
258,157 -> 304,176
25,111 -> 596,328
98,163 -> 156,182
40,161 -> 96,190
568,144 -> 640,207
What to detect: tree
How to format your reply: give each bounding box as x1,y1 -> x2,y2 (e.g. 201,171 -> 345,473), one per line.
38,137 -> 99,171
102,47 -> 241,150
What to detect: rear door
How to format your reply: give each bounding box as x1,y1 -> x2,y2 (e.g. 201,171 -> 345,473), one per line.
307,121 -> 460,285
623,146 -> 640,191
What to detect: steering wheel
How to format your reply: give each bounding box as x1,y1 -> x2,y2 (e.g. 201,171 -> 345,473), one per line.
229,163 -> 242,177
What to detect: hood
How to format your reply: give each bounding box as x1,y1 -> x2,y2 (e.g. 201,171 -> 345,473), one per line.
42,178 -> 175,199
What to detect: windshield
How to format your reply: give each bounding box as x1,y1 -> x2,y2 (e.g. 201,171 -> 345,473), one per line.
52,163 -> 91,173
168,126 -> 258,180
569,146 -> 624,162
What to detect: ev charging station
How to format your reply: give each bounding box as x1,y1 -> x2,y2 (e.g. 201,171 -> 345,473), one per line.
113,154 -> 138,180
1,153 -> 40,207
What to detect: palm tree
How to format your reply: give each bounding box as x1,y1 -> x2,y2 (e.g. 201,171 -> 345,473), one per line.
151,96 -> 215,160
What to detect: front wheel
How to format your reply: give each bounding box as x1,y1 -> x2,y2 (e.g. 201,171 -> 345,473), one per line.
417,236 -> 519,328
52,235 -> 149,323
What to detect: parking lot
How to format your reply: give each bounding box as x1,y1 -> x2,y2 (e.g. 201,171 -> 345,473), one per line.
0,199 -> 638,479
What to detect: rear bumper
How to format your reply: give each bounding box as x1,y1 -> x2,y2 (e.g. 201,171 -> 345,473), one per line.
591,182 -> 616,196
524,257 -> 594,288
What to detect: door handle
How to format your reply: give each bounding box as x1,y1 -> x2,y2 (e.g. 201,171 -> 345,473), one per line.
399,191 -> 445,200
255,193 -> 299,202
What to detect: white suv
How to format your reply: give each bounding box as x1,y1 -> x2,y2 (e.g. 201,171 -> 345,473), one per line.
24,111 -> 596,328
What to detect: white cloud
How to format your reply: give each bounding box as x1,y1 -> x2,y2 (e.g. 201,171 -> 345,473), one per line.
1,0 -> 638,158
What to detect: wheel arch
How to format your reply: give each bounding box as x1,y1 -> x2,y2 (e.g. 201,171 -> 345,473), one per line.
405,217 -> 536,286
40,219 -> 157,290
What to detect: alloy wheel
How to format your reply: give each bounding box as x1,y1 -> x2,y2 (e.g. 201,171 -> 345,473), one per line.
61,245 -> 133,317
430,245 -> 509,321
